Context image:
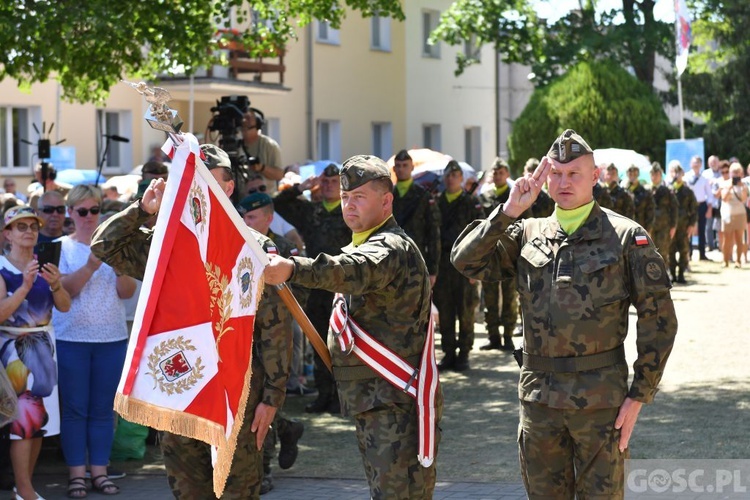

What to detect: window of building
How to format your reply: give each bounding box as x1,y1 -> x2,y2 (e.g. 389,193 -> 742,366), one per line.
265,117 -> 281,145
317,120 -> 341,162
0,106 -> 41,172
423,124 -> 442,152
316,20 -> 340,45
371,16 -> 391,52
465,127 -> 481,168
96,109 -> 132,172
463,35 -> 482,62
422,10 -> 441,59
372,122 -> 393,159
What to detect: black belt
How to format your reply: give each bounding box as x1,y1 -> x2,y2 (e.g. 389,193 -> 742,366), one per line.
522,344 -> 625,373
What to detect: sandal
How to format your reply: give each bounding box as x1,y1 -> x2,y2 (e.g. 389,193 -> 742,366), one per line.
67,477 -> 88,498
91,475 -> 119,496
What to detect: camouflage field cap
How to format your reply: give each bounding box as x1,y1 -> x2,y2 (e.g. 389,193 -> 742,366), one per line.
650,161 -> 663,174
547,129 -> 593,163
322,163 -> 341,177
238,192 -> 273,213
443,160 -> 462,176
627,165 -> 640,174
340,155 -> 391,191
200,144 -> 232,171
490,158 -> 509,171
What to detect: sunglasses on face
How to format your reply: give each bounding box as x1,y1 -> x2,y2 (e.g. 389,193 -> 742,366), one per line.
14,222 -> 40,233
40,205 -> 66,214
74,206 -> 101,217
247,185 -> 267,194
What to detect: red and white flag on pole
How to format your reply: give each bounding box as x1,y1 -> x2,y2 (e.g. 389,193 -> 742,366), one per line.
114,133 -> 267,497
675,0 -> 692,77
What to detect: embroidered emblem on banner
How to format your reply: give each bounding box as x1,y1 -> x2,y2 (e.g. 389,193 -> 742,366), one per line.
189,183 -> 207,231
237,257 -> 256,309
147,337 -> 204,395
206,263 -> 235,356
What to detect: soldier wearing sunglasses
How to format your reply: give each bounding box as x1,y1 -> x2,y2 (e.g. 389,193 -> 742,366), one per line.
37,191 -> 67,243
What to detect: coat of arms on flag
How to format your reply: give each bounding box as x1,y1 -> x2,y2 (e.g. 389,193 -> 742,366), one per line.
114,133 -> 267,496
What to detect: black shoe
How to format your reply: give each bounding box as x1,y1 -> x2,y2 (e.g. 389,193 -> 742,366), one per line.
676,275 -> 687,284
286,384 -> 318,397
305,397 -> 330,414
326,397 -> 341,415
437,353 -> 455,372
454,353 -> 470,372
260,472 -> 274,495
500,342 -> 514,352
278,420 -> 304,470
479,342 -> 502,351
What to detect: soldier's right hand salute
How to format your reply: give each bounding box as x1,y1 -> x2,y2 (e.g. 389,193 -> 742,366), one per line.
140,178 -> 166,215
502,156 -> 551,218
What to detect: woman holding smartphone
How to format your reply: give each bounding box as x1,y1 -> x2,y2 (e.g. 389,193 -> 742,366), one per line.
0,205 -> 71,500
719,162 -> 749,267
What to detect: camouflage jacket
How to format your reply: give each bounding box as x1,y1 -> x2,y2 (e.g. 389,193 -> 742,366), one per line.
607,183 -> 635,219
672,184 -> 698,231
625,182 -> 656,233
479,185 -> 511,216
522,190 -> 556,219
91,202 -> 292,409
593,183 -> 614,210
274,186 -> 351,258
392,182 -> 441,275
450,203 -> 677,410
288,216 -> 442,416
649,184 -> 678,232
437,191 -> 484,253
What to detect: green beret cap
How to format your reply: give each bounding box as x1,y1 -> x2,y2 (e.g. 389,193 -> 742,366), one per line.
200,144 -> 232,170
340,155 -> 391,191
443,160 -> 462,176
238,192 -> 273,213
547,129 -> 593,163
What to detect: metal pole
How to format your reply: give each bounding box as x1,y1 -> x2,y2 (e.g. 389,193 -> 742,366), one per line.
677,76 -> 685,139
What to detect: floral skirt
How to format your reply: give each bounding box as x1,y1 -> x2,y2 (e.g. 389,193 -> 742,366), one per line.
0,328 -> 60,439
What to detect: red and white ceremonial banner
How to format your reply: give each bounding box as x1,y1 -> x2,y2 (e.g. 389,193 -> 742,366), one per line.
114,133 -> 267,497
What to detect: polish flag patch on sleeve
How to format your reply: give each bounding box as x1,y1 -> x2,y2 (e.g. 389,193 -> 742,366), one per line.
635,235 -> 649,246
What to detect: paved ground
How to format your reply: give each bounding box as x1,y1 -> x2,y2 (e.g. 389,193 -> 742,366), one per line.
14,250 -> 750,499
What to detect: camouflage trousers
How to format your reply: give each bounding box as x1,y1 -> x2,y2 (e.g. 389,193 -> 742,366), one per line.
669,229 -> 690,276
434,255 -> 478,354
651,227 -> 672,270
518,401 -> 627,499
482,279 -> 518,341
162,370 -> 265,499
354,401 -> 442,500
306,288 -> 337,402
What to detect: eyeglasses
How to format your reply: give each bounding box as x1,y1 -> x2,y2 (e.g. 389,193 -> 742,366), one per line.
14,222 -> 40,233
74,206 -> 101,217
247,185 -> 267,194
40,205 -> 66,215
243,125 -> 258,131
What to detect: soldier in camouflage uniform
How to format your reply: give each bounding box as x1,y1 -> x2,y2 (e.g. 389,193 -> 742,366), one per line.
91,145 -> 293,499
274,164 -> 351,414
392,149 -> 441,285
667,161 -> 698,284
264,155 -> 443,500
434,161 -> 484,371
593,181 -> 614,210
238,192 -> 306,494
648,162 -> 678,268
478,158 -> 517,351
451,130 -> 677,499
604,164 -> 635,218
623,165 -> 656,233
520,158 -> 555,219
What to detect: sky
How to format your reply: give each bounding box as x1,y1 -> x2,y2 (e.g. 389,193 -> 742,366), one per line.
532,0 -> 675,23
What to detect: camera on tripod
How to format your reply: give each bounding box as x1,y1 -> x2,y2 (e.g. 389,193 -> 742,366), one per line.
209,96 -> 259,165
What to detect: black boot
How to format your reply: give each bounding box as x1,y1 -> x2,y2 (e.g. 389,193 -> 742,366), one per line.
278,419 -> 305,470
305,395 -> 330,413
454,351 -> 470,372
437,352 -> 456,371
501,327 -> 515,352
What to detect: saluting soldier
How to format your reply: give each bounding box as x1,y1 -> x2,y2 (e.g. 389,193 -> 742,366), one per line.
434,161 -> 484,371
392,149 -> 441,286
451,130 -> 677,499
478,158 -> 517,351
91,145 -> 293,499
623,165 -> 655,233
264,155 -> 443,500
648,162 -> 678,268
668,161 -> 698,284
274,164 -> 351,414
604,164 -> 635,218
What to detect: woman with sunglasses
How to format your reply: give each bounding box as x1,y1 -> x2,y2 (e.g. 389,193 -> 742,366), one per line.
0,205 -> 71,500
52,186 -> 136,498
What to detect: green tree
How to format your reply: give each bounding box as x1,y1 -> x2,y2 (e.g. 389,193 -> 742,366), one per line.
507,60 -> 674,170
430,0 -> 673,88
0,0 -> 403,103
681,0 -> 750,160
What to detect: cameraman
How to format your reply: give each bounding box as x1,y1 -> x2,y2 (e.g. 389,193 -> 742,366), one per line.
242,110 -> 283,193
